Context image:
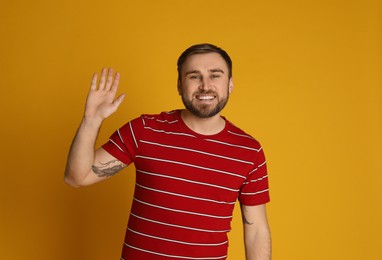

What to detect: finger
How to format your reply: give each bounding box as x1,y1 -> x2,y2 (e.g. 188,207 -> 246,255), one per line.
110,72 -> 120,93
90,73 -> 98,91
98,68 -> 107,90
105,68 -> 114,91
113,93 -> 125,108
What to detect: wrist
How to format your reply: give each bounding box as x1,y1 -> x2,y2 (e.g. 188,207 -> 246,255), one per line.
81,116 -> 103,130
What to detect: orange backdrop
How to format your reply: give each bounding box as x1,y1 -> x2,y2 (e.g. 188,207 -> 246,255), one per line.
0,0 -> 381,259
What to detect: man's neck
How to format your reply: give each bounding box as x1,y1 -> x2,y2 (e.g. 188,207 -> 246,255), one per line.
180,109 -> 226,136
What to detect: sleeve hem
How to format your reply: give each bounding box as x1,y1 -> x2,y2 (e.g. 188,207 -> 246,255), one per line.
102,142 -> 132,165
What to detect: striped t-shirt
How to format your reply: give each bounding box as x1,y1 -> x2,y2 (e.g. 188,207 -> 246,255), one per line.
102,110 -> 270,260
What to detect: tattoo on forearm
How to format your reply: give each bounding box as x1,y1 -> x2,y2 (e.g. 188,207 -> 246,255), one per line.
92,160 -> 126,177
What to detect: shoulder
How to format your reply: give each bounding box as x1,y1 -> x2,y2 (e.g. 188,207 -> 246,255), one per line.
225,120 -> 262,151
140,110 -> 181,128
115,110 -> 181,144
118,110 -> 179,129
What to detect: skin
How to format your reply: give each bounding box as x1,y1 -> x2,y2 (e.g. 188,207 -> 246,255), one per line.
64,68 -> 126,187
177,53 -> 233,135
179,53 -> 232,118
241,204 -> 272,260
64,53 -> 271,259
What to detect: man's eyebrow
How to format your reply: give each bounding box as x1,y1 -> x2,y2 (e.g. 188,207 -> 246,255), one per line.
209,68 -> 225,73
185,70 -> 200,76
184,68 -> 225,76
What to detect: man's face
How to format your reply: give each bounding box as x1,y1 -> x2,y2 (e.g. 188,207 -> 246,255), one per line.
178,52 -> 233,118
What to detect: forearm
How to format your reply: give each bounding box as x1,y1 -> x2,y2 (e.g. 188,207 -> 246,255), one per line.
64,117 -> 102,187
241,204 -> 271,260
244,227 -> 271,260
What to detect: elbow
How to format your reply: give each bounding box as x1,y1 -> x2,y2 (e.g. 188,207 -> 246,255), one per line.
64,168 -> 86,188
64,175 -> 82,188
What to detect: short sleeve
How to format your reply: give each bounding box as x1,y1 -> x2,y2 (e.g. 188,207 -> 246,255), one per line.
102,117 -> 144,165
238,146 -> 270,206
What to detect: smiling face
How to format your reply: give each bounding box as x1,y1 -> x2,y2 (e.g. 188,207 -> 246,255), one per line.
178,52 -> 234,118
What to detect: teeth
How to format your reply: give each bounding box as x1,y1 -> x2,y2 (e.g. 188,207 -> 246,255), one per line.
196,95 -> 215,100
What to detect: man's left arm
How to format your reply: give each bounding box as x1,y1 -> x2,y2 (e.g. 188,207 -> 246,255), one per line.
241,204 -> 271,260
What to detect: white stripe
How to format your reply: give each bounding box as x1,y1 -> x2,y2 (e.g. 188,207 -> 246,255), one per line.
124,243 -> 227,259
241,189 -> 269,196
134,198 -> 232,219
128,228 -> 228,246
156,119 -> 179,124
228,130 -> 254,140
136,183 -> 236,205
117,129 -> 125,144
136,155 -> 246,180
205,139 -> 261,152
144,126 -> 196,138
258,160 -> 266,168
248,167 -> 258,175
248,160 -> 266,175
131,213 -> 231,233
128,122 -> 138,148
250,175 -> 268,183
165,110 -> 177,114
110,139 -> 125,153
140,140 -> 254,165
137,169 -> 240,192
243,175 -> 268,185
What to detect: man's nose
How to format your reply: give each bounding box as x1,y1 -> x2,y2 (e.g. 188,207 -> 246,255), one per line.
199,77 -> 211,91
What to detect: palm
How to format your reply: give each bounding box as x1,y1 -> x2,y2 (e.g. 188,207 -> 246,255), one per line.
85,68 -> 125,120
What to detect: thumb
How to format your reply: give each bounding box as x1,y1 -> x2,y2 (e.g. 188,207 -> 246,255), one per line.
113,93 -> 126,109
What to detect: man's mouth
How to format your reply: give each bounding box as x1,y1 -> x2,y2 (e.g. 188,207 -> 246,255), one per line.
195,94 -> 216,101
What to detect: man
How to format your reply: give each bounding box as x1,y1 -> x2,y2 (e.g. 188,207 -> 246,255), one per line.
65,43 -> 271,259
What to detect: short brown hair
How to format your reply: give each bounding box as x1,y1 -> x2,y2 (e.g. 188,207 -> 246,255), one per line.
177,43 -> 232,84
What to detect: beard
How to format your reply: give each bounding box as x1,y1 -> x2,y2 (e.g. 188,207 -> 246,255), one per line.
181,89 -> 229,119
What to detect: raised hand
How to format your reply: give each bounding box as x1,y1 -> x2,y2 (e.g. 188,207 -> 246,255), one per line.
84,68 -> 125,122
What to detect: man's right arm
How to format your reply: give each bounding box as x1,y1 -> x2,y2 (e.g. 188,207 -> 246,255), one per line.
64,68 -> 125,187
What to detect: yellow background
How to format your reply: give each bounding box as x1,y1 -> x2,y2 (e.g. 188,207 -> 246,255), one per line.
1,0 -> 381,259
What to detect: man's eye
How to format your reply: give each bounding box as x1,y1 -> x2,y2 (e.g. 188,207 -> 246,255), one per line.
211,74 -> 221,78
189,75 -> 200,79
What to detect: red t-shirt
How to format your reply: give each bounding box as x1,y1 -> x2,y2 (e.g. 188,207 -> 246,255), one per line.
102,110 -> 270,260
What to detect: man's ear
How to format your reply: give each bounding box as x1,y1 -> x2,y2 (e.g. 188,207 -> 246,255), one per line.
228,77 -> 234,94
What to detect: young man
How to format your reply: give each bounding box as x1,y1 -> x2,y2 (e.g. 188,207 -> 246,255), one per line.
65,43 -> 271,260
